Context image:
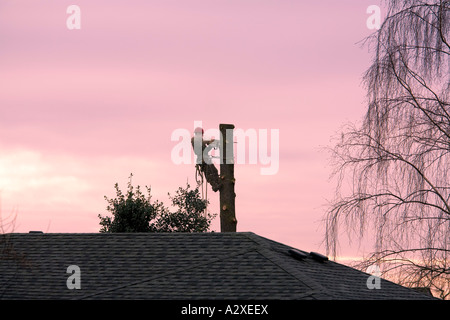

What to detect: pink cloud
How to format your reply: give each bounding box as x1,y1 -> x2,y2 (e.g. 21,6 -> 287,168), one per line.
0,0 -> 382,258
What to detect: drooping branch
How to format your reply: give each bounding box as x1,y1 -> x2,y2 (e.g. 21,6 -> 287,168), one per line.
325,1 -> 450,298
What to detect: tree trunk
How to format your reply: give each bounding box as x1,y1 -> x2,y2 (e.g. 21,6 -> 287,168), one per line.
219,124 -> 237,232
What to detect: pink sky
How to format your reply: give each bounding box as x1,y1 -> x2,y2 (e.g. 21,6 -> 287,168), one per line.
0,0 -> 382,259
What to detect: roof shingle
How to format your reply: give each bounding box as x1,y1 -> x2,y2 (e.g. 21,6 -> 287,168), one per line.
0,232 -> 436,300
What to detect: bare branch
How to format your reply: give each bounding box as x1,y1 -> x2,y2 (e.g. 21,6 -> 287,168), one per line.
325,0 -> 450,299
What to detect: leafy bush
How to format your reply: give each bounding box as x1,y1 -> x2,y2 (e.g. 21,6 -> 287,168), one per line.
98,174 -> 215,233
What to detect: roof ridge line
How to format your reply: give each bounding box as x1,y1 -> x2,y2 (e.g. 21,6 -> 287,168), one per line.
254,246 -> 333,298
241,233 -> 332,296
76,245 -> 259,300
240,232 -> 274,249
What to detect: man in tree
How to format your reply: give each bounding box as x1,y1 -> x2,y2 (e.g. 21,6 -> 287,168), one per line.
191,127 -> 222,192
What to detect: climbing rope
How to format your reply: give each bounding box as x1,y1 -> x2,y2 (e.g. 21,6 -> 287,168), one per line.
195,164 -> 203,185
195,165 -> 208,218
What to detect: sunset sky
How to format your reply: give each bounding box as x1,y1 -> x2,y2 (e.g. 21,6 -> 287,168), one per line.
0,0 -> 385,259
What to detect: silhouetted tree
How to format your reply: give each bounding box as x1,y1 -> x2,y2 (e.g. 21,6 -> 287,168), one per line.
98,174 -> 215,233
325,0 -> 449,299
155,186 -> 215,232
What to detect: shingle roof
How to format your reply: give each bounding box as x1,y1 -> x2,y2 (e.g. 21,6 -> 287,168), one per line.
0,232 -> 435,300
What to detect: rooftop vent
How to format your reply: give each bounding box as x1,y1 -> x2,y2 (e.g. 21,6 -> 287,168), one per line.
288,249 -> 308,261
309,252 -> 328,262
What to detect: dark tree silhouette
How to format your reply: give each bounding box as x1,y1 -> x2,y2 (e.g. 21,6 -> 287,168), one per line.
99,174 -> 216,233
325,0 -> 449,299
